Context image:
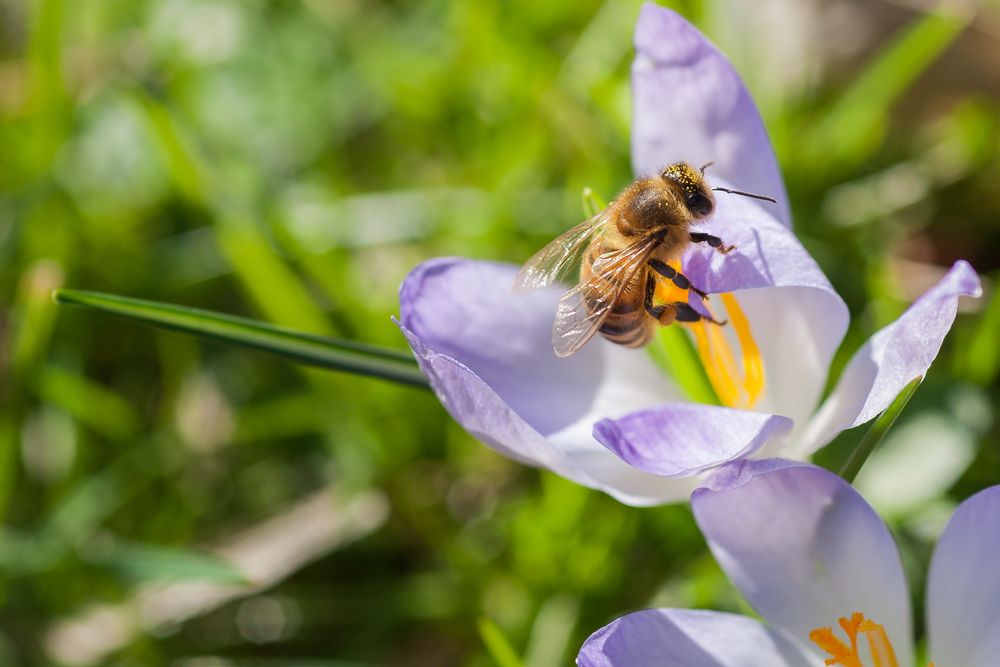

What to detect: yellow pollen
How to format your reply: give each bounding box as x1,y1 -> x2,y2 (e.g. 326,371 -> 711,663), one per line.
654,260 -> 765,408
810,612 -> 929,667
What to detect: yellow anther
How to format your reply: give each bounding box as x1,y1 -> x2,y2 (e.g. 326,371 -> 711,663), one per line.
653,260 -> 765,408
810,612 -> 916,667
720,292 -> 764,406
690,319 -> 741,407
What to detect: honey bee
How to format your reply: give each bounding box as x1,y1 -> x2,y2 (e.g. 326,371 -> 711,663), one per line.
513,162 -> 776,357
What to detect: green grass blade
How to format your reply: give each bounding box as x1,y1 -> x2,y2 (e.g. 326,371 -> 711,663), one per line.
37,366 -> 142,442
53,289 -> 428,388
805,4 -> 971,166
839,376 -> 922,484
478,617 -> 526,667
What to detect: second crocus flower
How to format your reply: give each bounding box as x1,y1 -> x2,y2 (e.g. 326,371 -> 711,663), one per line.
579,459 -> 1000,667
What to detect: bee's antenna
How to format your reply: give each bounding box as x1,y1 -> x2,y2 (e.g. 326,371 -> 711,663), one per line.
699,161 -> 714,174
712,187 -> 777,204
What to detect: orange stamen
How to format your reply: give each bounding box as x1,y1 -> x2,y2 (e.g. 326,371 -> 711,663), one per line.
810,612 -> 923,667
809,612 -> 865,667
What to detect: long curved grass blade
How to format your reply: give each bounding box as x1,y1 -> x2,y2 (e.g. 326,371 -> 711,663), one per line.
53,289 -> 428,388
839,376 -> 922,484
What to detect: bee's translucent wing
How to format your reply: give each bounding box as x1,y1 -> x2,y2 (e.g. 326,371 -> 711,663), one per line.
551,236 -> 660,357
512,208 -> 611,293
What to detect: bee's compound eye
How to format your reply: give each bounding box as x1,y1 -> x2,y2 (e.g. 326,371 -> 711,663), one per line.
686,192 -> 713,217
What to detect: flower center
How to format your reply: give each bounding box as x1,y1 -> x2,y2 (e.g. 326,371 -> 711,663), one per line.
810,612 -> 932,667
653,260 -> 764,408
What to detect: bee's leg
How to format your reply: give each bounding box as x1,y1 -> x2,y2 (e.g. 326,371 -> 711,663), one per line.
643,274 -> 677,326
673,302 -> 727,326
643,272 -> 665,319
690,232 -> 735,254
648,259 -> 709,300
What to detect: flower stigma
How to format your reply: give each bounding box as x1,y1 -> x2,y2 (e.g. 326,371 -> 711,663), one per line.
810,612 -> 934,667
653,260 -> 764,408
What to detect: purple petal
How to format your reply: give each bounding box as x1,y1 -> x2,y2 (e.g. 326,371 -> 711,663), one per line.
399,258 -> 604,435
683,192 -> 849,432
397,322 -> 580,476
631,4 -> 791,227
594,404 -> 792,476
555,430 -> 705,505
927,485 -> 1000,667
692,460 -> 913,665
796,260 -> 981,455
398,258 -> 705,506
577,608 -> 808,667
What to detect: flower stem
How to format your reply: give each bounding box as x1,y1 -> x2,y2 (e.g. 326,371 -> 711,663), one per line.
839,376 -> 922,484
53,289 -> 430,389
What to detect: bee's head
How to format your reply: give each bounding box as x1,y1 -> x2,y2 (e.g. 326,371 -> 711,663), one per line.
660,161 -> 715,219
661,161 -> 779,218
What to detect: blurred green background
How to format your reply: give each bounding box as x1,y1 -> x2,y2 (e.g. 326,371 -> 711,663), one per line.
1,0 -> 999,664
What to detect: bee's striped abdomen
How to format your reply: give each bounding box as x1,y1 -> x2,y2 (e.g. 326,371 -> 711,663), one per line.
597,282 -> 654,348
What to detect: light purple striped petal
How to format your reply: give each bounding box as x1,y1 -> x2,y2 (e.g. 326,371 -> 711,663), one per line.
398,258 -> 703,506
577,608 -> 810,667
796,260 -> 981,456
927,485 -> 1000,667
594,404 -> 792,476
631,3 -> 791,227
682,191 -> 849,432
397,322 -> 580,477
692,460 -> 913,666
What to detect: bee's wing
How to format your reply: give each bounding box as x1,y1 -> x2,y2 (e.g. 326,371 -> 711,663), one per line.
551,235 -> 660,358
512,209 -> 611,293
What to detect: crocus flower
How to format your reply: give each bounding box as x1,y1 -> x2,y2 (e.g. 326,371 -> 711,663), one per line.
396,4 -> 980,505
578,459 -> 999,667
